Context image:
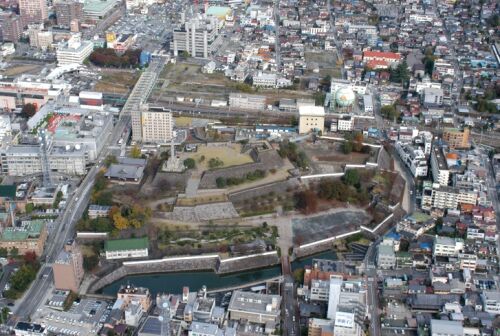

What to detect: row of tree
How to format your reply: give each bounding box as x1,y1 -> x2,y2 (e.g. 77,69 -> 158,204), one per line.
89,48 -> 142,68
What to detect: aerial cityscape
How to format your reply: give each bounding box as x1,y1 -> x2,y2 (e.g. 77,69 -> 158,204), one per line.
0,0 -> 498,335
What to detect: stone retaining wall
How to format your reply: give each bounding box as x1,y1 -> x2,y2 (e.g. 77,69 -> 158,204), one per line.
88,252 -> 280,293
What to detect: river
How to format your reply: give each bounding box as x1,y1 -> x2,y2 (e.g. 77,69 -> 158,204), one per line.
101,249 -> 337,297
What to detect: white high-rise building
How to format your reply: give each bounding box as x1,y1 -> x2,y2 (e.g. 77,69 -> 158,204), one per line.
173,15 -> 222,59
56,34 -> 93,65
327,277 -> 343,320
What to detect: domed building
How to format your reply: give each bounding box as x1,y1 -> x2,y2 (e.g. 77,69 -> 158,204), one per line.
334,87 -> 356,111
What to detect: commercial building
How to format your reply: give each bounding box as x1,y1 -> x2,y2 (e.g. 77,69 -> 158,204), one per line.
299,105 -> 325,134
430,147 -> 450,186
83,0 -> 120,23
363,94 -> 374,114
430,319 -> 464,336
327,277 -> 367,321
309,279 -> 330,301
0,11 -> 22,42
141,107 -> 173,144
117,284 -> 152,312
377,241 -> 396,269
56,34 -> 94,65
104,237 -> 149,260
28,24 -> 53,50
54,0 -> 84,28
52,240 -> 84,292
337,116 -> 354,132
481,291 -> 500,315
253,73 -> 277,88
442,128 -> 470,149
433,236 -> 464,258
229,93 -> 266,111
88,205 -> 111,219
422,87 -> 444,107
173,15 -> 221,59
308,318 -> 333,336
0,220 -> 48,256
19,0 -> 48,27
14,322 -> 47,336
395,142 -> 428,177
363,51 -> 401,69
228,290 -> 281,325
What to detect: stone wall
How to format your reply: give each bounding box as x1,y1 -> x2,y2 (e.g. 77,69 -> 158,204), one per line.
88,252 -> 280,293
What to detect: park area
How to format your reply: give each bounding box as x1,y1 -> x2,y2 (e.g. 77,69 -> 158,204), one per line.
182,143 -> 254,171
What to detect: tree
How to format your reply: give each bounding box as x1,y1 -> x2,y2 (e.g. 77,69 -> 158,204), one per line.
293,268 -> 305,284
23,251 -> 38,267
112,212 -> 129,230
10,247 -> 18,258
343,169 -> 360,186
380,105 -> 399,121
130,145 -> 142,159
104,155 -> 118,167
53,190 -> 63,208
83,254 -> 99,271
294,190 -> 318,214
20,103 -> 37,119
0,307 -> 9,325
25,203 -> 35,214
342,141 -> 353,154
183,158 -> 196,169
0,248 -> 7,258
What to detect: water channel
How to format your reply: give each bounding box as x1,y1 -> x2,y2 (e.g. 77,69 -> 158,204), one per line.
101,250 -> 337,297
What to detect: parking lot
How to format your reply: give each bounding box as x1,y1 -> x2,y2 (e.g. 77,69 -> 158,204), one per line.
33,293 -> 113,336
107,4 -> 176,53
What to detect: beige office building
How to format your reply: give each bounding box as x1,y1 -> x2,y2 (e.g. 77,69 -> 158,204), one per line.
299,105 -> 325,134
141,107 -> 173,144
53,241 -> 84,292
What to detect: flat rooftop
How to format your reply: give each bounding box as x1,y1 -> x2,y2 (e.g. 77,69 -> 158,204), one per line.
228,291 -> 281,316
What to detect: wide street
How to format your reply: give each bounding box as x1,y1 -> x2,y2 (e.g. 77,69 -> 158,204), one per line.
14,57 -> 165,319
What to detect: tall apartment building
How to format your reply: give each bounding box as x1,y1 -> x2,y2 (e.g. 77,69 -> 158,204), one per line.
141,108 -> 174,144
28,24 -> 53,50
52,240 -> 84,292
442,127 -> 470,149
430,184 -> 477,210
54,0 -> 84,28
0,11 -> 22,42
327,277 -> 367,321
173,15 -> 221,59
430,147 -> 450,186
19,0 -> 48,27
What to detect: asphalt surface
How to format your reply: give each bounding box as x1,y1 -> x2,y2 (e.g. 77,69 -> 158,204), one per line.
281,256 -> 299,336
14,58 -> 165,319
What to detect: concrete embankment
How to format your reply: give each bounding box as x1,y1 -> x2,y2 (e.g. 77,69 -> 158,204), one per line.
88,251 -> 279,293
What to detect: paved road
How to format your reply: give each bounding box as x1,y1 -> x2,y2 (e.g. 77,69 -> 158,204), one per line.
14,116 -> 130,319
281,256 -> 299,336
15,56 -> 167,318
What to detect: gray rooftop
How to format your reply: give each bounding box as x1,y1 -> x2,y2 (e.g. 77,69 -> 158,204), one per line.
228,291 -> 281,317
